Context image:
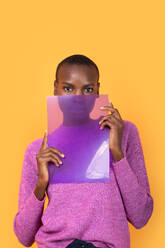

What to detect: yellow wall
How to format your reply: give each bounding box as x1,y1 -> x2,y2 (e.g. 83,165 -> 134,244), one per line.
0,1 -> 164,247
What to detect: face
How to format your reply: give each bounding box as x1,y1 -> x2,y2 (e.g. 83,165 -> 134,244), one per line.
54,63 -> 100,96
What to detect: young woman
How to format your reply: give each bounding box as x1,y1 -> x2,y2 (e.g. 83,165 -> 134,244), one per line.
13,54 -> 154,248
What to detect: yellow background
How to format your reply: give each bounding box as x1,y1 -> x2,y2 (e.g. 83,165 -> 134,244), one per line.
0,0 -> 164,247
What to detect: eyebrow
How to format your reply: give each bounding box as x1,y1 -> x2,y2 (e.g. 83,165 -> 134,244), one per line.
62,82 -> 95,87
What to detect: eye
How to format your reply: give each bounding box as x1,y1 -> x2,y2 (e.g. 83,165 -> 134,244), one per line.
63,87 -> 73,92
84,88 -> 94,93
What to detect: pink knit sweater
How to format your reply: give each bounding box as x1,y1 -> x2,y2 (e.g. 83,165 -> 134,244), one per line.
13,120 -> 153,248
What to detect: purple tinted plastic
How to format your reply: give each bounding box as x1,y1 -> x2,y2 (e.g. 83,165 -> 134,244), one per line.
47,94 -> 110,184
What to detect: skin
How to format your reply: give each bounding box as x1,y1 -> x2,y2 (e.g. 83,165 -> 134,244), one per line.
34,63 -> 125,200
53,63 -> 100,96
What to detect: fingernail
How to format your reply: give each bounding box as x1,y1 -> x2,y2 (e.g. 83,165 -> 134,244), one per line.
61,154 -> 65,157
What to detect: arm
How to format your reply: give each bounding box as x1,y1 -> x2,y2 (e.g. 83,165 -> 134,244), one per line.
112,122 -> 154,229
13,142 -> 46,247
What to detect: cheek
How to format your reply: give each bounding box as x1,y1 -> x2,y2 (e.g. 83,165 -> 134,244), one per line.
93,87 -> 99,94
56,88 -> 66,95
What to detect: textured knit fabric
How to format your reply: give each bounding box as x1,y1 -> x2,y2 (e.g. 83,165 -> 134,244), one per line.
13,120 -> 154,248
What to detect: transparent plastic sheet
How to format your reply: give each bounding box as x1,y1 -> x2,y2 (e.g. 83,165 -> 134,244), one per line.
47,94 -> 111,184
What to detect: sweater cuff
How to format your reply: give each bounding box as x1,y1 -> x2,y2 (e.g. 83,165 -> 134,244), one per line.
112,155 -> 127,166
28,191 -> 46,207
112,155 -> 136,183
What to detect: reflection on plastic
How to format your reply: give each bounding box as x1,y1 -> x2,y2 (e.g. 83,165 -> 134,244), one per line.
86,139 -> 109,179
47,94 -> 110,184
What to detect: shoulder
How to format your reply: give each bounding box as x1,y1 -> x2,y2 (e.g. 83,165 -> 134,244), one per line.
23,137 -> 44,172
123,119 -> 139,134
122,120 -> 142,156
122,120 -> 141,149
24,137 -> 43,157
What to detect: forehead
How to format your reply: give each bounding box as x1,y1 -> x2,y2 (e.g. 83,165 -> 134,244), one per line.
57,63 -> 98,82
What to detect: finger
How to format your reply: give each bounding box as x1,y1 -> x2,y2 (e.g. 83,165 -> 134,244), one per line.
50,155 -> 62,166
100,106 -> 116,117
100,114 -> 119,127
47,147 -> 65,158
109,101 -> 122,120
108,114 -> 120,124
40,130 -> 48,151
100,106 -> 121,120
109,100 -> 114,108
99,113 -> 118,125
38,154 -> 60,167
100,106 -> 115,113
37,151 -> 63,164
100,120 -> 113,130
99,114 -> 112,125
40,144 -> 65,158
113,108 -> 122,119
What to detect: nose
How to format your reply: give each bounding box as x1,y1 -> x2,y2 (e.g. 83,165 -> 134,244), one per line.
75,89 -> 83,95
72,91 -> 85,105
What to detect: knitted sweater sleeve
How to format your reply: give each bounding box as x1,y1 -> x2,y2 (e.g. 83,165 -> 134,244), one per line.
13,142 -> 46,247
112,122 -> 154,229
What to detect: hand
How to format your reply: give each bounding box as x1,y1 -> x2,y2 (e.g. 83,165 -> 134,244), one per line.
99,100 -> 125,162
35,130 -> 65,185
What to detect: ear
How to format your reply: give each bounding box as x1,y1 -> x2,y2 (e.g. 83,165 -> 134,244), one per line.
96,82 -> 100,98
54,79 -> 58,87
54,80 -> 58,95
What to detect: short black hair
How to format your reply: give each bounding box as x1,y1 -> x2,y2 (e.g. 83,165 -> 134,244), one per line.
55,54 -> 99,82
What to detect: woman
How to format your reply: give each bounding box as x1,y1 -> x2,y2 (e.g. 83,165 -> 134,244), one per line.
13,54 -> 154,248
